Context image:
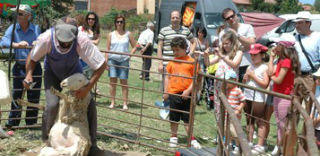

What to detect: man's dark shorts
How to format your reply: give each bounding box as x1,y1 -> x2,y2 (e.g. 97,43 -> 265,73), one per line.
169,92 -> 191,123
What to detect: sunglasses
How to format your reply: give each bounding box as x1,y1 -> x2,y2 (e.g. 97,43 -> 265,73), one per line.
116,21 -> 124,24
88,18 -> 95,21
225,14 -> 235,21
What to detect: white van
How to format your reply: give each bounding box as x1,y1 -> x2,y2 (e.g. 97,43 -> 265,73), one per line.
258,11 -> 320,46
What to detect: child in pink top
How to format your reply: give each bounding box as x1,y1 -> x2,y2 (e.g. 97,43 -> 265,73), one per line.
268,40 -> 300,154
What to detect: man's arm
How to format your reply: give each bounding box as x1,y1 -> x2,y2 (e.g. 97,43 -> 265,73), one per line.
140,42 -> 151,54
75,62 -> 107,99
23,53 -> 37,89
238,36 -> 255,51
157,40 -> 164,73
0,25 -> 29,48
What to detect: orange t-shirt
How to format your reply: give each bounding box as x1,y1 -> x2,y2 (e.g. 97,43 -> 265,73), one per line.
166,56 -> 196,94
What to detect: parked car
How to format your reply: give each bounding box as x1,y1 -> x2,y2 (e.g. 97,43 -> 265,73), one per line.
258,11 -> 320,46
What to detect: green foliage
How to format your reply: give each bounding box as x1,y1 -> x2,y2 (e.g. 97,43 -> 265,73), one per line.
100,8 -> 127,29
277,0 -> 303,14
315,0 -> 320,12
100,8 -> 154,32
249,0 -> 302,14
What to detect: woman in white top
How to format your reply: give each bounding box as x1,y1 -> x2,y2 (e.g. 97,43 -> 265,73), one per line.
106,14 -> 136,110
243,44 -> 269,154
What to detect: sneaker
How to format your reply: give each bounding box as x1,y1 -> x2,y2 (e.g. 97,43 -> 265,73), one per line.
232,146 -> 240,155
169,137 -> 178,148
271,146 -> 279,156
251,145 -> 265,155
191,139 -> 202,149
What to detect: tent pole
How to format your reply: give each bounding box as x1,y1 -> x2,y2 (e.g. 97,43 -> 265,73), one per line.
8,0 -> 22,81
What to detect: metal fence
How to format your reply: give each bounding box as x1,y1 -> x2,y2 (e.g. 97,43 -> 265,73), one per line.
1,47 -> 319,155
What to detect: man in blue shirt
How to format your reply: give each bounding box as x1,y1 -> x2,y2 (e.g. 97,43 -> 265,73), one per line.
0,4 -> 42,128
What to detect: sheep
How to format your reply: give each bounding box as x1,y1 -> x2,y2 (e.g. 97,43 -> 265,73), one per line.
39,73 -> 92,156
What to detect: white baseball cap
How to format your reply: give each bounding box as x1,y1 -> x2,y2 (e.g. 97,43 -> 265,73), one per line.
11,4 -> 32,14
293,11 -> 311,22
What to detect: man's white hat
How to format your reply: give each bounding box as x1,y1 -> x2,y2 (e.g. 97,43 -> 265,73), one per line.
293,11 -> 311,22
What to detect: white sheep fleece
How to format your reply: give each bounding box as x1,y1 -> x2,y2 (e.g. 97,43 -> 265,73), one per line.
39,73 -> 92,156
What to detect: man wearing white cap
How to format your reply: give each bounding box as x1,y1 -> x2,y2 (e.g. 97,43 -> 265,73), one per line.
293,11 -> 320,101
23,17 -> 106,154
0,4 -> 42,128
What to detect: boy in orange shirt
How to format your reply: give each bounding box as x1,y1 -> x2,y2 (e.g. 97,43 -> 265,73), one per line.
163,37 -> 201,148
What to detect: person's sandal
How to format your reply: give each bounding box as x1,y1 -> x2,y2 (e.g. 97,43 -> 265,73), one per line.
109,104 -> 115,109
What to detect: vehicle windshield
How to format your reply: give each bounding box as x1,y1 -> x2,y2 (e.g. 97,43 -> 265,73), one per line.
205,13 -> 224,29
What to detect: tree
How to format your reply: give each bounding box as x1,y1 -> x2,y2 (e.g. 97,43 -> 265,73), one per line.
277,0 -> 302,14
248,0 -> 276,13
315,0 -> 320,12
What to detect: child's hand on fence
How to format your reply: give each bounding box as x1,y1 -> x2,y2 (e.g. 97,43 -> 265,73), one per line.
163,94 -> 169,101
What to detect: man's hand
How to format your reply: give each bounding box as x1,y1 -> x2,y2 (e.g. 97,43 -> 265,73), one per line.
23,75 -> 34,89
163,93 -> 169,101
17,41 -> 29,48
158,62 -> 164,73
75,85 -> 90,99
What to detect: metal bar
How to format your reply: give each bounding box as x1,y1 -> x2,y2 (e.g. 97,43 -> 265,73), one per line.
187,58 -> 198,147
220,93 -> 252,156
199,72 -> 292,100
98,115 -> 187,137
137,76 -> 145,142
97,95 -> 190,114
97,131 -> 175,153
97,104 -> 188,126
1,116 -> 42,120
98,124 -> 188,148
101,50 -> 194,64
3,124 -> 41,130
109,63 -> 193,79
0,109 -> 44,112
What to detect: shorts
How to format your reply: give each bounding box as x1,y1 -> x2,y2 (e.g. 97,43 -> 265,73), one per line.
108,59 -> 129,79
169,93 -> 191,123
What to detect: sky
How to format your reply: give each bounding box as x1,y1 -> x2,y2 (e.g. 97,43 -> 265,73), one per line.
299,0 -> 315,4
